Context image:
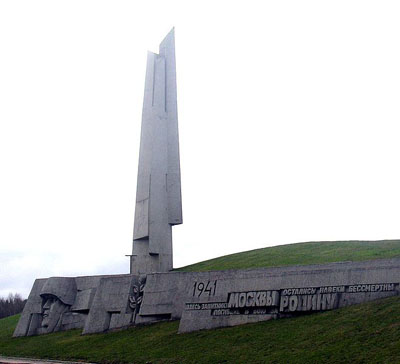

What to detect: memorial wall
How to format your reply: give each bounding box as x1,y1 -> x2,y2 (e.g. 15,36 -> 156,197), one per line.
13,29 -> 400,338
14,258 -> 400,336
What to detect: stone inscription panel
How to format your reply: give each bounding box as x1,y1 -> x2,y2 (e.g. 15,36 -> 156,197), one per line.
179,280 -> 399,333
186,283 -> 396,315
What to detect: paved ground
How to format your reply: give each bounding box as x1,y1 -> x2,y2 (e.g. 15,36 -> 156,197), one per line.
0,357 -> 95,364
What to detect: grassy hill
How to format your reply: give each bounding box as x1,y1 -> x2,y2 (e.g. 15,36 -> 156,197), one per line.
177,239 -> 400,271
1,240 -> 400,364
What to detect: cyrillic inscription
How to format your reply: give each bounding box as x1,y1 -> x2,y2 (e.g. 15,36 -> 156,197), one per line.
227,291 -> 279,308
185,282 -> 398,317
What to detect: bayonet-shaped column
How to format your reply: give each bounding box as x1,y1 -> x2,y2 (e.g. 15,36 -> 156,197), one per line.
130,29 -> 182,274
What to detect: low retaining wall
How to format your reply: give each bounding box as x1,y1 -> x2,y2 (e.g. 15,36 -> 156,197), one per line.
14,258 -> 400,336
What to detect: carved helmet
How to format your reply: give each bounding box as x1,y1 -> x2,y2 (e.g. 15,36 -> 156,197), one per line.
40,277 -> 77,305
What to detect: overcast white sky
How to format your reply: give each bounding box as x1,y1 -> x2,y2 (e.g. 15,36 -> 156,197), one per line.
1,1 -> 400,297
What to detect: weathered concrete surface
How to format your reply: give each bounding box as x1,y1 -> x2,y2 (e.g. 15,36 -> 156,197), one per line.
176,258 -> 400,332
13,277 -> 89,337
13,29 -> 183,338
82,275 -> 145,334
137,257 -> 400,330
13,257 -> 400,336
13,274 -> 141,337
131,28 -> 182,275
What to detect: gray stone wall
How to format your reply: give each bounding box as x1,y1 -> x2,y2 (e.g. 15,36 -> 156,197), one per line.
175,258 -> 400,332
14,257 -> 400,336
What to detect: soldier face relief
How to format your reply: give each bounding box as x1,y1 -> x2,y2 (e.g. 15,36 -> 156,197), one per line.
40,295 -> 69,333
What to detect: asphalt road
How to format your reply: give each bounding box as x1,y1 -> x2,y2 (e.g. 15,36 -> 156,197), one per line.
0,357 -> 95,364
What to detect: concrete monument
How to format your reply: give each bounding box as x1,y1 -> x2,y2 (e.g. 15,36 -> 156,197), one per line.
131,28 -> 182,275
14,29 -> 400,338
14,28 -> 182,338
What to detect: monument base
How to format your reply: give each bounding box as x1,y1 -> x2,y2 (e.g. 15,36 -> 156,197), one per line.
14,257 -> 400,337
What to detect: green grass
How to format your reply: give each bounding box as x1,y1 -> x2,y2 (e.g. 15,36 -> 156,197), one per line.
2,240 -> 400,363
1,297 -> 400,364
176,239 -> 400,272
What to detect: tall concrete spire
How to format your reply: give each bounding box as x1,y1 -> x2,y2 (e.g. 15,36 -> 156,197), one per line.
130,28 -> 182,275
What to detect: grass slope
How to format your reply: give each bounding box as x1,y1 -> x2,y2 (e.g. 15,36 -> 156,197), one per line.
177,239 -> 400,271
2,240 -> 400,363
